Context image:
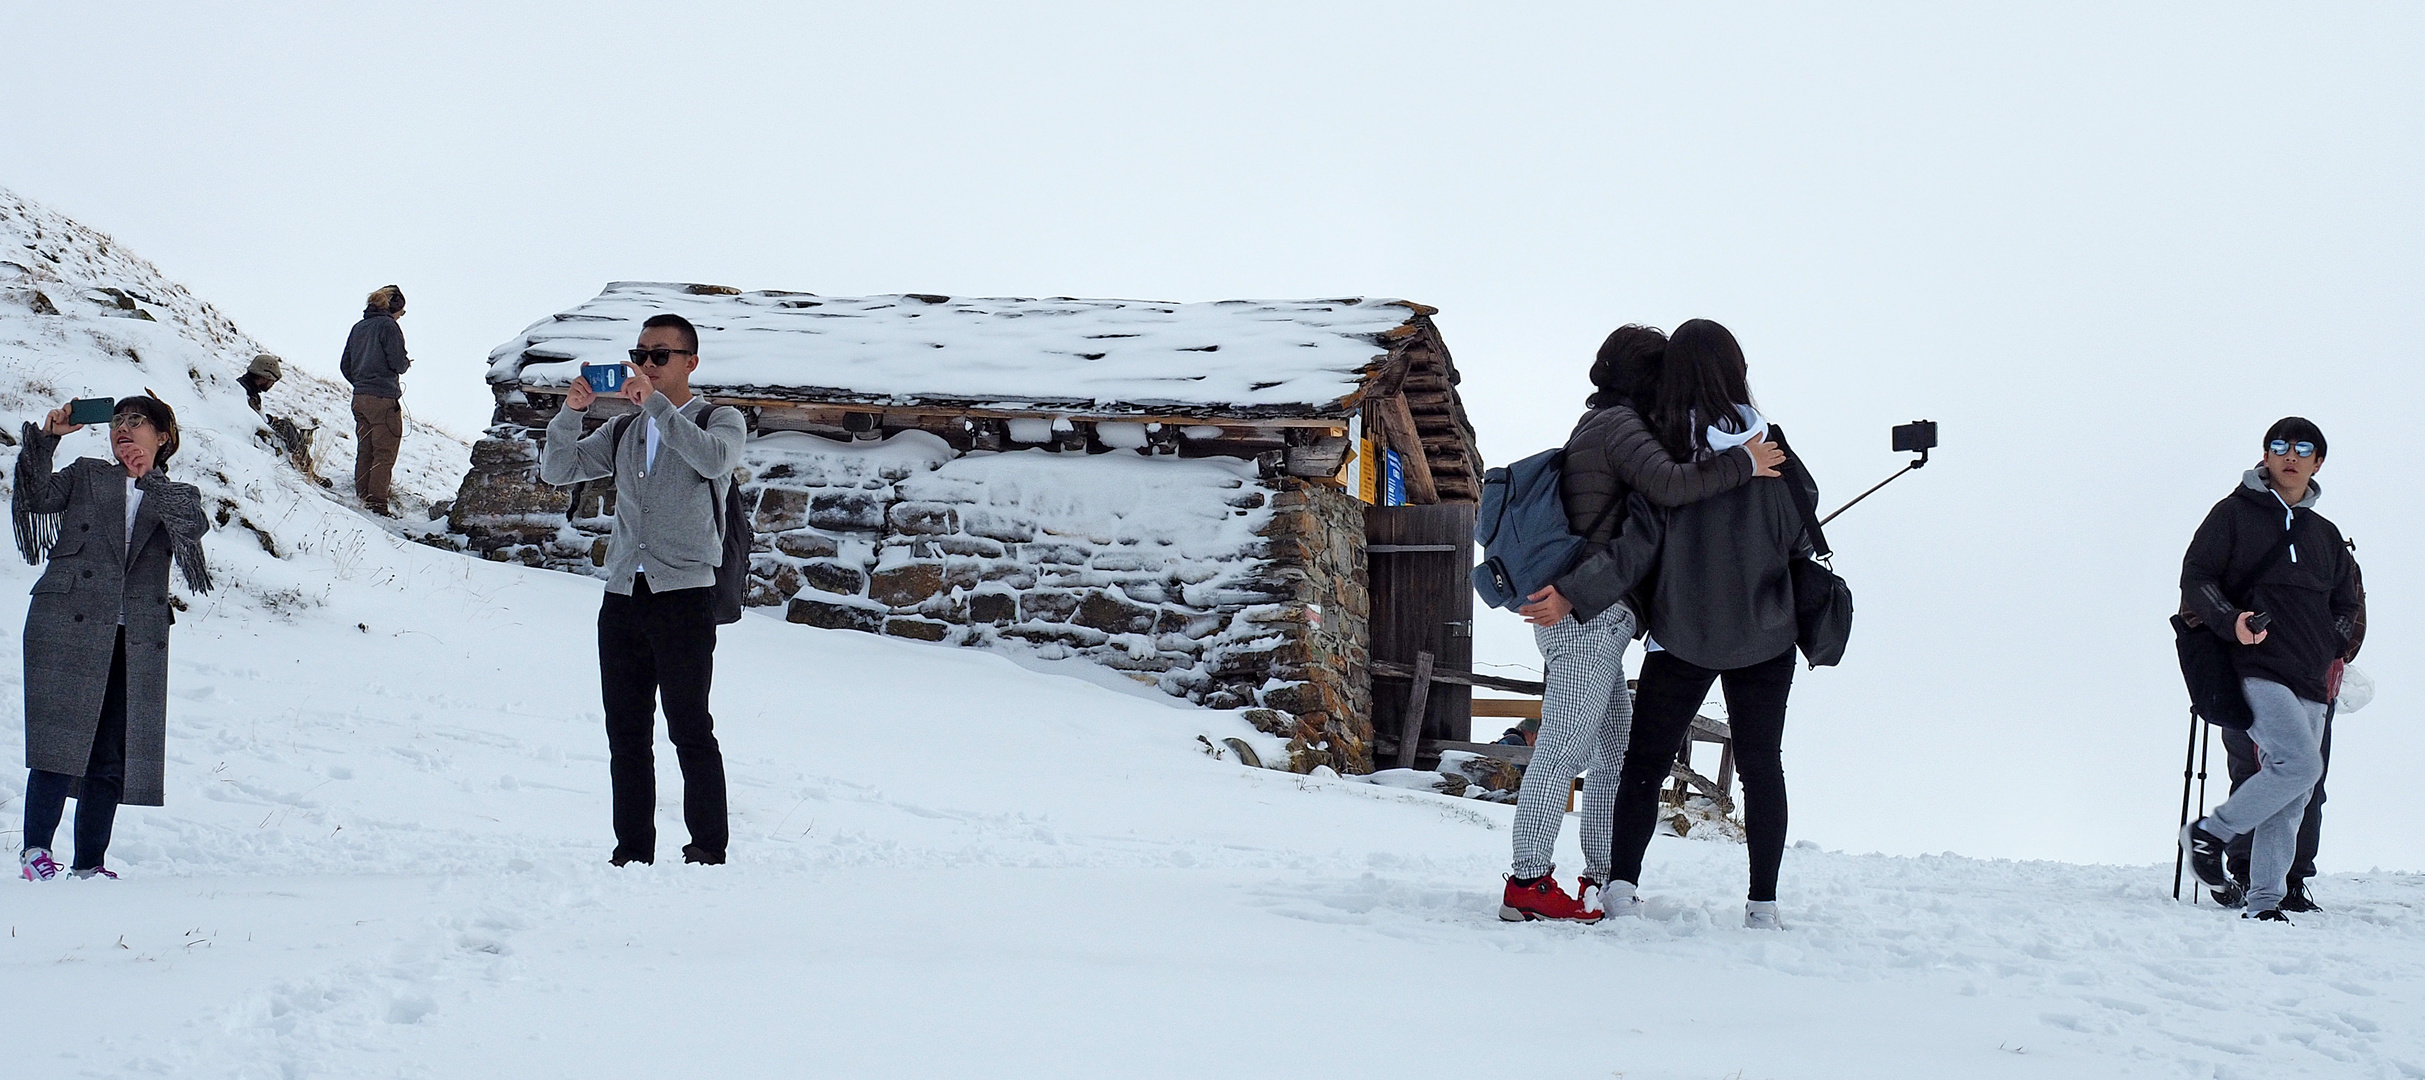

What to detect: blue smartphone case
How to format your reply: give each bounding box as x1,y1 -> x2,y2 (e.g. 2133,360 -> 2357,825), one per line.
579,364 -> 627,393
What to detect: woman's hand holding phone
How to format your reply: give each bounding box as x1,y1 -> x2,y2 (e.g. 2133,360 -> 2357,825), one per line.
43,403 -> 82,437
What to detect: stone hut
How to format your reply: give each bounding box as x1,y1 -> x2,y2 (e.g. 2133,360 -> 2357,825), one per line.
448,283 -> 1484,774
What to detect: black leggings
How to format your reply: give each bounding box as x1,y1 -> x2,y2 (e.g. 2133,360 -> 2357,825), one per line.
1609,647 -> 1795,901
23,630 -> 128,871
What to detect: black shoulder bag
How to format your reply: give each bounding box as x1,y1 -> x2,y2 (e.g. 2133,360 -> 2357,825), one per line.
2171,517 -> 2299,730
1767,426 -> 1853,668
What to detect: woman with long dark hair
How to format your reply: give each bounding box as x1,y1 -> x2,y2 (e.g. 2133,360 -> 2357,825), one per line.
1598,318 -> 1817,929
1497,325 -> 1783,922
13,395 -> 212,881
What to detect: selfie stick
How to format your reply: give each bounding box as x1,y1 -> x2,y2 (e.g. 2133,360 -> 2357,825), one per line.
1817,442 -> 1929,527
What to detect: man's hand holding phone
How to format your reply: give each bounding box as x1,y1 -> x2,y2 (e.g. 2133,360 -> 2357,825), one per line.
620,364 -> 655,406
564,372 -> 599,411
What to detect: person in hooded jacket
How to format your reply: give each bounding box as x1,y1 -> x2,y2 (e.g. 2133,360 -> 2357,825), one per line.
1592,318 -> 1818,930
1494,324 -> 1785,922
2178,417 -> 2362,923
13,395 -> 213,881
340,285 -> 411,516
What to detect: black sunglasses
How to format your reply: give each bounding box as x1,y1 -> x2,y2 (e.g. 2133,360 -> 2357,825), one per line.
627,347 -> 696,367
2266,439 -> 2317,459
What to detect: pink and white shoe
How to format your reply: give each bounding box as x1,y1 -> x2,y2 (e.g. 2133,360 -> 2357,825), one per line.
19,848 -> 62,882
70,866 -> 118,880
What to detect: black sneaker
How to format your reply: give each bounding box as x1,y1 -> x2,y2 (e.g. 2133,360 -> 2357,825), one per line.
681,844 -> 725,865
2180,822 -> 2231,890
2279,881 -> 2321,913
2210,880 -> 2248,909
2243,908 -> 2292,924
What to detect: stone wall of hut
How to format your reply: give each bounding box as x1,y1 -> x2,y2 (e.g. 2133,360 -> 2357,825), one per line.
444,400 -> 1374,774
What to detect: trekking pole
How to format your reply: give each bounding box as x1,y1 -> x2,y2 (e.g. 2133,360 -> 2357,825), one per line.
2191,717 -> 2215,904
2173,706 -> 2199,900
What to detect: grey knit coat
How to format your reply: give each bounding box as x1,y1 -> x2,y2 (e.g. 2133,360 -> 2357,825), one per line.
14,430 -> 212,806
538,394 -> 746,595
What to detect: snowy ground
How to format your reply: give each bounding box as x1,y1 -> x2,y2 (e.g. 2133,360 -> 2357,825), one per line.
5,187 -> 2423,1079
4,527 -> 2423,1078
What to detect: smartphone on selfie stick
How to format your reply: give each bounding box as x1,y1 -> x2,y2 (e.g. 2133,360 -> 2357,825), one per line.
1818,420 -> 1939,527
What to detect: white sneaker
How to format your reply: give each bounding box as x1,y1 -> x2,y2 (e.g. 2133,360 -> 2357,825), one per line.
19,847 -> 62,882
1744,900 -> 1784,930
1600,880 -> 1644,917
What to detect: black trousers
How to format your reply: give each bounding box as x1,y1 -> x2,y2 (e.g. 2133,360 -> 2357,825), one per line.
1610,647 -> 1796,902
23,629 -> 128,871
598,579 -> 727,861
2220,710 -> 2331,886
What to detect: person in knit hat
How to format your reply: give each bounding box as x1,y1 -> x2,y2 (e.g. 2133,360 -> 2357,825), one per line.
239,353 -> 282,413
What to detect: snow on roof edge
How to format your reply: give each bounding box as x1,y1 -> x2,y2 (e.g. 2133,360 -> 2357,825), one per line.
488,283 -> 1431,418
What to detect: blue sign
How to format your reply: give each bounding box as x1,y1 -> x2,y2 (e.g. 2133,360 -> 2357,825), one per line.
1382,448 -> 1406,506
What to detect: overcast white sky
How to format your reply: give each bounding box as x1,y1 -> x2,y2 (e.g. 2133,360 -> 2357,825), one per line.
5,2 -> 2419,871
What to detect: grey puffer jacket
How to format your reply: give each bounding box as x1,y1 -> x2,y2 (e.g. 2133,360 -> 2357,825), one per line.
340,311 -> 411,398
1551,404 -> 1758,624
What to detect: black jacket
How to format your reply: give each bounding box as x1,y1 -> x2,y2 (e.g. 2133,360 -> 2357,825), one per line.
1551,404 -> 1756,624
1565,417 -> 1816,669
2180,471 -> 2361,703
340,312 -> 411,399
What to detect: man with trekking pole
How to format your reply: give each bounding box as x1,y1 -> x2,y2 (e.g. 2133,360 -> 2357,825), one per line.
2175,418 -> 2362,924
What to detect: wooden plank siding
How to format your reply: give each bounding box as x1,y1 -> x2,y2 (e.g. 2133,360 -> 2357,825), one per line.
1365,503 -> 1477,744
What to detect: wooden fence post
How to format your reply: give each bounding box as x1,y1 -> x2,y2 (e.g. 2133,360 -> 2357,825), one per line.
1395,650 -> 1434,769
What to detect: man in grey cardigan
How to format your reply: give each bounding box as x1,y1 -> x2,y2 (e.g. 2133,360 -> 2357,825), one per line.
540,313 -> 746,866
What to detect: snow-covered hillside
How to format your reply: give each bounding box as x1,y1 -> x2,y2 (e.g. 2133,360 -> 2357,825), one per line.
1,186 -> 467,528
2,191 -> 2422,1079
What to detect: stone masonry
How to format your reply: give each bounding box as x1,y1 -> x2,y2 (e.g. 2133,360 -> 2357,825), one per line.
444,402 -> 1374,774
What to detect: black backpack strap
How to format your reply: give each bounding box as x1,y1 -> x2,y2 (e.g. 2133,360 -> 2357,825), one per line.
606,412 -> 635,455
1765,425 -> 1830,559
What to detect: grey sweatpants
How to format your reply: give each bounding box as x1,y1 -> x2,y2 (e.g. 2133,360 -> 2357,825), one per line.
1512,603 -> 1636,880
2200,677 -> 2329,913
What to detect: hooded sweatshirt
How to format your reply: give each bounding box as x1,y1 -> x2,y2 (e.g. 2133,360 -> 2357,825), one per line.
2180,469 -> 2362,703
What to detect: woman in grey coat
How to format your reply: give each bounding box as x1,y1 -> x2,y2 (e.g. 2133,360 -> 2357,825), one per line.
13,395 -> 212,881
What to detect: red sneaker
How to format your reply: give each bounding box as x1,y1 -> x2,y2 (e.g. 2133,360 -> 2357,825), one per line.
1499,875 -> 1604,923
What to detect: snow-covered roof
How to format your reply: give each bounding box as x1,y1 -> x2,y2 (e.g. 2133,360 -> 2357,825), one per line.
488,283 -> 1430,418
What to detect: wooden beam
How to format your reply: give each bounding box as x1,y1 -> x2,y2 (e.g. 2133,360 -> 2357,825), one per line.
518,385 -> 1349,429
1371,658 -> 1541,696
1370,392 -> 1440,504
1395,651 -> 1435,769
1472,697 -> 1541,719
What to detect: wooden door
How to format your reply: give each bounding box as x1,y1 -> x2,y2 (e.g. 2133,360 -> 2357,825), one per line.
1366,503 -> 1476,747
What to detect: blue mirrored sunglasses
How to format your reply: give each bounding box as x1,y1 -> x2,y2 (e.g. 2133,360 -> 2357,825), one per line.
2266,439 -> 2316,459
